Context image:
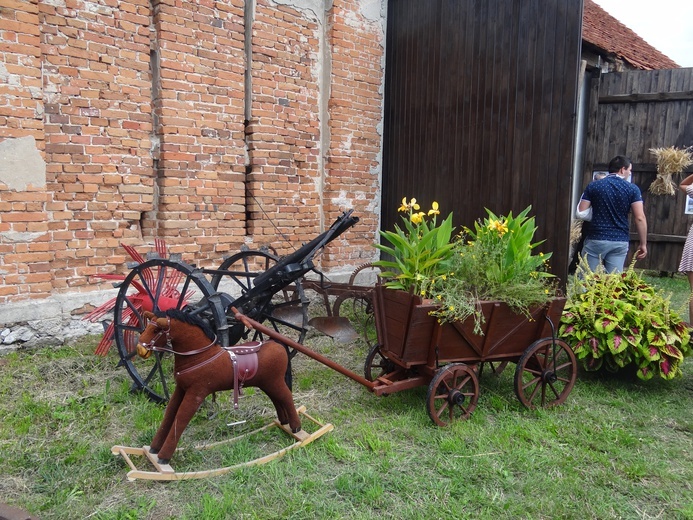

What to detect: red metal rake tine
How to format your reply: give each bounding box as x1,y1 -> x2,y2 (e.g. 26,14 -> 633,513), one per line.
155,238 -> 167,258
122,243 -> 155,289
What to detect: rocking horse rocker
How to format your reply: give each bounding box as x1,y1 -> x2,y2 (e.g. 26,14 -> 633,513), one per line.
111,310 -> 333,481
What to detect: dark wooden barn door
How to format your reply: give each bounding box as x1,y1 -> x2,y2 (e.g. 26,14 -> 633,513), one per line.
381,0 -> 583,285
582,68 -> 693,272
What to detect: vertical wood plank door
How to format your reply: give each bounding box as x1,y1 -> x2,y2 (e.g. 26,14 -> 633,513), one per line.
381,0 -> 583,286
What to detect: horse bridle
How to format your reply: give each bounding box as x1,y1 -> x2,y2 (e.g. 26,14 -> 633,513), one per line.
138,316 -> 218,356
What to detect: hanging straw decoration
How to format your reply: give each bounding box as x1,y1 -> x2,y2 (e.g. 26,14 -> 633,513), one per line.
648,146 -> 693,196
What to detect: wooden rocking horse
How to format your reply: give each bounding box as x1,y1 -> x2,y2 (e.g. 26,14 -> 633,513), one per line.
111,309 -> 334,481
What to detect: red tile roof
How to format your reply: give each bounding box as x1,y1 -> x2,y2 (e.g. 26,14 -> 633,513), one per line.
583,0 -> 679,70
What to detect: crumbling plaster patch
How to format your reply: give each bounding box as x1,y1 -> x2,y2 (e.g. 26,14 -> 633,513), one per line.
0,136 -> 46,191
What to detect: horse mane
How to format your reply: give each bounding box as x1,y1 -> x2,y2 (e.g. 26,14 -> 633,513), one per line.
163,309 -> 216,342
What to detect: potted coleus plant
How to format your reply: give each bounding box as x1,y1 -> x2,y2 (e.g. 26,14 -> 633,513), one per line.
559,263 -> 691,380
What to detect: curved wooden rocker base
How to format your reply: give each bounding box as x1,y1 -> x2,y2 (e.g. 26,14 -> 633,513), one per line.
111,406 -> 333,481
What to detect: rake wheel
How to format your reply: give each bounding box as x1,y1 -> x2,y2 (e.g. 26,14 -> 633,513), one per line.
113,259 -> 226,404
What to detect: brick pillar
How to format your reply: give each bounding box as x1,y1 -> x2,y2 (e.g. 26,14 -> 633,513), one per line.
39,0 -> 154,290
245,0 -> 322,255
324,0 -> 385,267
150,0 -> 247,263
0,0 -> 49,300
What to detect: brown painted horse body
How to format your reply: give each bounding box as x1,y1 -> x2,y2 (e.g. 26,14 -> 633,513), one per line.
136,310 -> 301,463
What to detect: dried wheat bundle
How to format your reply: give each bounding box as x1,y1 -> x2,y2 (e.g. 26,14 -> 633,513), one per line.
570,219 -> 583,246
648,146 -> 693,196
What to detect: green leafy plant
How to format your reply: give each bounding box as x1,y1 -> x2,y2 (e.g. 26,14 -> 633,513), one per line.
426,206 -> 556,333
559,263 -> 691,380
373,197 -> 455,296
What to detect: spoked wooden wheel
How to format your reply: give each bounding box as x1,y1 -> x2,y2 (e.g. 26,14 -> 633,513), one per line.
426,363 -> 479,426
514,338 -> 577,409
364,344 -> 396,382
113,259 -> 226,403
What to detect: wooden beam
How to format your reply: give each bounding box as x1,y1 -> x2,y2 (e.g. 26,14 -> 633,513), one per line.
599,91 -> 693,104
630,233 -> 686,243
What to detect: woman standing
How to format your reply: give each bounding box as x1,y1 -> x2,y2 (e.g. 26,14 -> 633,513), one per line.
678,173 -> 693,324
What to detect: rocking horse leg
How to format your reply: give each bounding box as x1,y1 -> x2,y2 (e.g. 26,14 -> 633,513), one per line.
156,391 -> 208,463
265,384 -> 301,433
149,386 -> 185,455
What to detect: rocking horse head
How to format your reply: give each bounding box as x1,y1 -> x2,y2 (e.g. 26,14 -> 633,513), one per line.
136,310 -> 217,360
134,309 -> 301,464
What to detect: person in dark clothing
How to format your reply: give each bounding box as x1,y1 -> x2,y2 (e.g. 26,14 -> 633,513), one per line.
577,155 -> 647,273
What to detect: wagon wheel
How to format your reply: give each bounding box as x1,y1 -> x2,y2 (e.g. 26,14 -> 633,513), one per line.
332,263 -> 380,345
426,363 -> 479,426
113,259 -> 227,404
209,249 -> 309,345
514,338 -> 577,409
364,344 -> 396,382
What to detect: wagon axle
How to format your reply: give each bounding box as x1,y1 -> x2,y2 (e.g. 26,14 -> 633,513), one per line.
542,369 -> 558,384
448,388 -> 467,407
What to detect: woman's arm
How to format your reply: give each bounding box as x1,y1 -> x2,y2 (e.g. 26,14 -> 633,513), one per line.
679,173 -> 693,193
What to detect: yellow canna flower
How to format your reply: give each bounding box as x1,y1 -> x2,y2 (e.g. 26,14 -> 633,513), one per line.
487,219 -> 509,236
410,211 -> 425,224
398,197 -> 409,212
428,201 -> 440,216
410,198 -> 420,210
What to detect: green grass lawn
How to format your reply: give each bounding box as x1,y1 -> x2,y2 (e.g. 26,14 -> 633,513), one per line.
1,271 -> 692,519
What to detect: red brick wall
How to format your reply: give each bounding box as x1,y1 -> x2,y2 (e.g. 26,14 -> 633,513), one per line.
325,0 -> 384,266
149,0 -> 247,259
0,0 -> 384,310
0,0 -> 46,300
246,0 -> 323,251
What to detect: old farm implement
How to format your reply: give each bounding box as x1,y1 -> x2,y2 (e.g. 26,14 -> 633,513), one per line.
101,210 -> 363,404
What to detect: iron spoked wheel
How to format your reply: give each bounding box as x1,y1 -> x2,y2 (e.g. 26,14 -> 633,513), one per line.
210,249 -> 308,344
209,249 -> 309,391
113,259 -> 226,404
426,363 -> 479,426
514,338 -> 577,409
364,344 -> 396,382
210,249 -> 279,294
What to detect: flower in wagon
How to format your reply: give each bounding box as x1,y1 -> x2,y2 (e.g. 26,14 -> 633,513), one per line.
427,206 -> 557,334
373,197 -> 455,296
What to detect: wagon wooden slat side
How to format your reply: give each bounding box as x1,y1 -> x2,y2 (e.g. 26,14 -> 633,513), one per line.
368,284 -> 577,425
374,285 -> 567,367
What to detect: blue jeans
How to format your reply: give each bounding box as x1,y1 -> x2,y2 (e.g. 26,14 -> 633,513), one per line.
582,239 -> 629,273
